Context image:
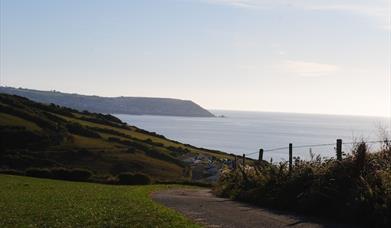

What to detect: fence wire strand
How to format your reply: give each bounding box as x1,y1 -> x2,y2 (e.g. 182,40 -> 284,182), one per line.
244,140 -> 389,157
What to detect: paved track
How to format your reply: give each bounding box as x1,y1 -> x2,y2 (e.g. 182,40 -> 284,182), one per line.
152,189 -> 355,228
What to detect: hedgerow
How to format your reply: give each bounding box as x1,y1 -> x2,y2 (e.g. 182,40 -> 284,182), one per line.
215,141 -> 391,227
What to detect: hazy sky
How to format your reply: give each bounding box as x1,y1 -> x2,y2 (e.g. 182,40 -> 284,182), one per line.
0,0 -> 390,117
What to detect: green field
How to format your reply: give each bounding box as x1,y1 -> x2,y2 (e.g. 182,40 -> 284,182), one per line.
0,175 -> 199,227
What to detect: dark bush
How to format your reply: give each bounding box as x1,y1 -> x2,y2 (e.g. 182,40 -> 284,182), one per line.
132,173 -> 152,185
51,167 -> 72,180
70,168 -> 92,181
79,116 -> 128,129
167,146 -> 190,156
89,127 -> 130,138
110,162 -> 142,175
142,138 -> 165,147
117,172 -> 151,185
0,103 -> 60,131
25,168 -> 52,178
61,149 -> 94,161
135,128 -> 167,139
117,172 -> 134,184
144,149 -> 185,167
144,138 -> 153,144
0,134 -> 4,155
65,123 -> 100,138
127,147 -> 136,153
95,113 -> 123,124
43,111 -> 68,123
0,127 -> 47,149
108,137 -> 121,142
0,169 -> 24,176
50,167 -> 93,181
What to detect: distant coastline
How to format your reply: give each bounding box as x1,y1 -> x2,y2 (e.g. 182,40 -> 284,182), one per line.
0,86 -> 215,117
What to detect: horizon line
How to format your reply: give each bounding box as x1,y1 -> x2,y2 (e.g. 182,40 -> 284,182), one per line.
2,85 -> 389,119
209,108 -> 390,119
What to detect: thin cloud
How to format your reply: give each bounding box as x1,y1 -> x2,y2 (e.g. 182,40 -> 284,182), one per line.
202,0 -> 390,29
203,0 -> 258,8
283,60 -> 339,77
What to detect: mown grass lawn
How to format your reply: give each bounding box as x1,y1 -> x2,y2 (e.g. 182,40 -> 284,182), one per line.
0,175 -> 199,227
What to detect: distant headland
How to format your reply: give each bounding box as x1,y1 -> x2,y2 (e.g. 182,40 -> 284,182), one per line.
0,86 -> 215,117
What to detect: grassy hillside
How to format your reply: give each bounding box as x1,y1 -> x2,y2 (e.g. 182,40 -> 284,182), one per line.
0,174 -> 199,227
0,93 -> 231,182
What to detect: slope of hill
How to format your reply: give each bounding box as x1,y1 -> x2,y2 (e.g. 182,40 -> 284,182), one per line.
0,87 -> 215,117
0,93 -> 230,182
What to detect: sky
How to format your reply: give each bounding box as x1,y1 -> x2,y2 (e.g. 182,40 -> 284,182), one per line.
0,0 -> 390,117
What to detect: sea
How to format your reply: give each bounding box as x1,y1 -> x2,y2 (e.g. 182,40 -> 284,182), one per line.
115,111 -> 389,162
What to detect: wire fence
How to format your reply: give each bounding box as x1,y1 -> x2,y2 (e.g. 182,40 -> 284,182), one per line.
243,139 -> 389,158
229,139 -> 390,171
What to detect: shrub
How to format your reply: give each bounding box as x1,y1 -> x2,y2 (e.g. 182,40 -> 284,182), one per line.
131,173 -> 152,185
61,149 -> 94,161
215,142 -> 391,227
108,137 -> 121,142
65,123 -> 100,138
0,169 -> 24,176
50,167 -> 92,181
117,172 -> 134,184
79,116 -> 128,129
95,113 -> 123,124
51,167 -> 72,180
127,147 -> 136,153
117,172 -> 151,185
0,127 -> 47,149
25,168 -> 52,178
144,149 -> 185,167
70,168 -> 92,181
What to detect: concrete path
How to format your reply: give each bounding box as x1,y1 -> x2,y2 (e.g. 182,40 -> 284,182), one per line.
152,188 -> 355,228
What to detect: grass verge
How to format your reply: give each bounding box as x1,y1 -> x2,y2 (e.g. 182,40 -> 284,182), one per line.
0,174 -> 200,227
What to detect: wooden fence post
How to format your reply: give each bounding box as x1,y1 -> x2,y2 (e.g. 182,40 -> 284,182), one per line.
336,139 -> 342,161
242,154 -> 245,167
234,155 -> 237,170
289,143 -> 293,173
259,148 -> 264,161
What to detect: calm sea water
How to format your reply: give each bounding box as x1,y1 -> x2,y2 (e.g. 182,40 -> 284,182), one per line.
115,111 -> 389,161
